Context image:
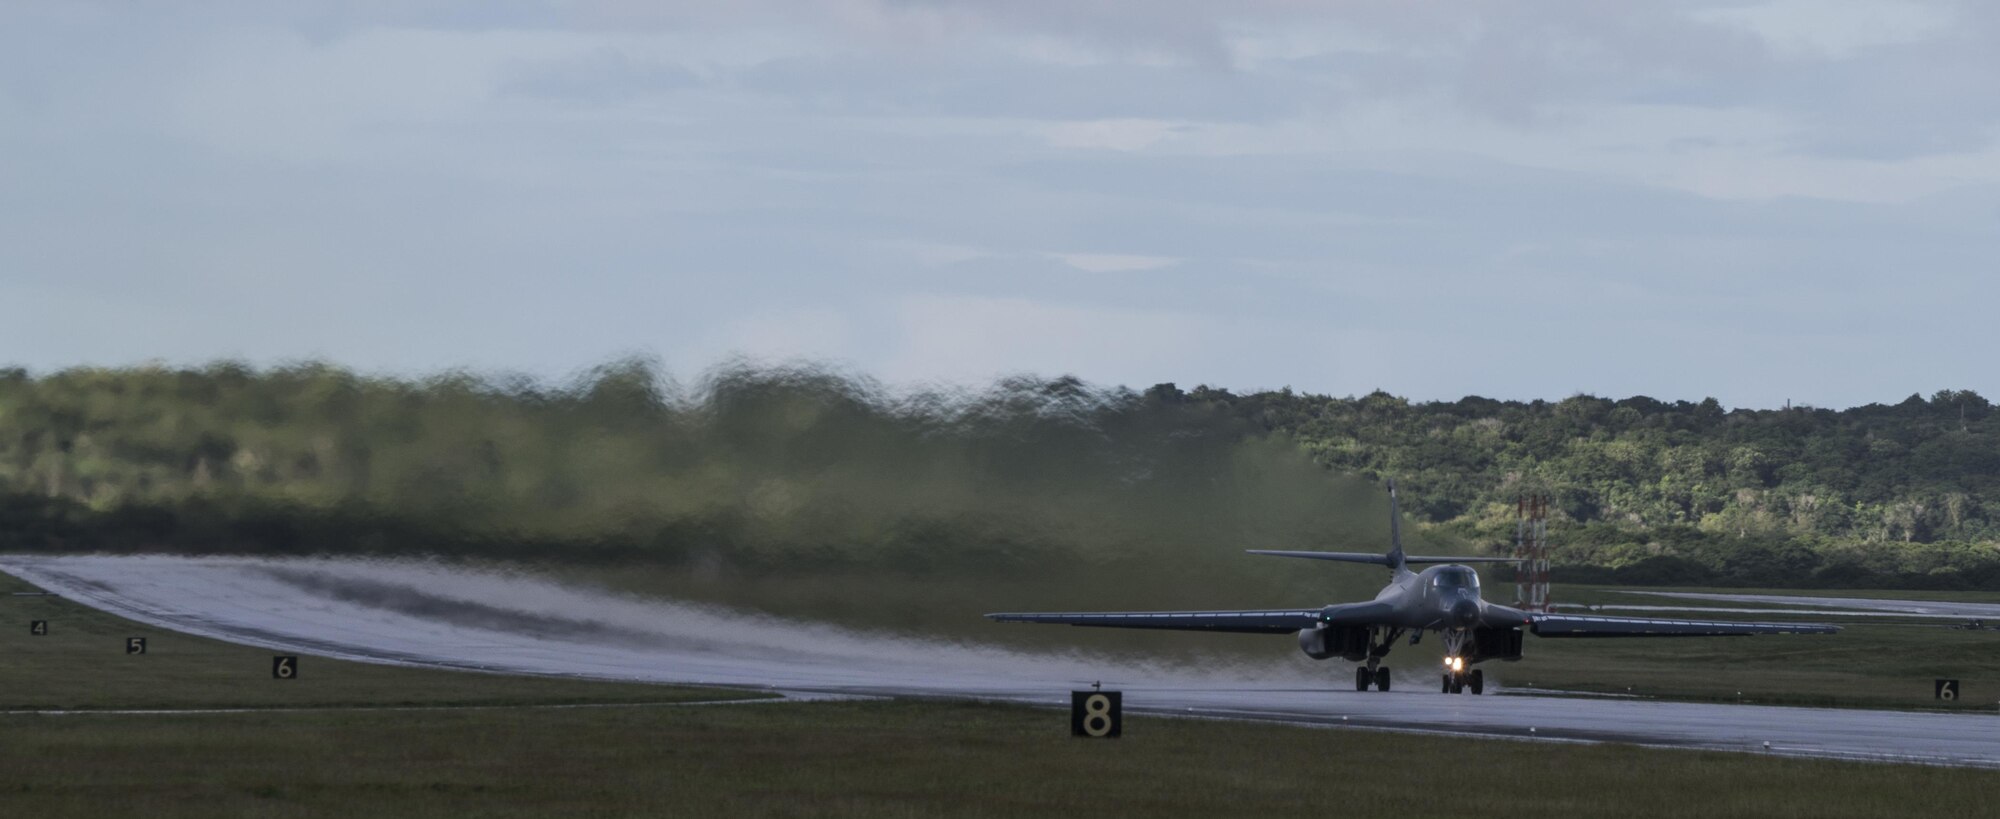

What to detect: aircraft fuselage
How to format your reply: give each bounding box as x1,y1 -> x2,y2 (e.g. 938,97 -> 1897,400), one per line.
1363,564 -> 1529,634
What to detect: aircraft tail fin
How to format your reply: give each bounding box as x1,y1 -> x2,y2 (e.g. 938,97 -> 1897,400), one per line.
1386,479 -> 1405,571
1246,480 -> 1523,569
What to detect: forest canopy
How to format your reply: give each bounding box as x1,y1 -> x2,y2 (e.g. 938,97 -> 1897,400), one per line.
1,361 -> 1995,589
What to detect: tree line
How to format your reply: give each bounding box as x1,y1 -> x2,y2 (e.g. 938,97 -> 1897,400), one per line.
2,361 -> 1995,589
1180,384 -> 2000,588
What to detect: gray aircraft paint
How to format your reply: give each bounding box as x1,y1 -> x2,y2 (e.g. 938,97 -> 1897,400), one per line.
990,482 -> 1836,661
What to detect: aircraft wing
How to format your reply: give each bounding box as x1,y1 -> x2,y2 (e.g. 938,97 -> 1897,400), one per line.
987,601 -> 1392,634
1248,550 -> 1522,565
1529,613 -> 1840,637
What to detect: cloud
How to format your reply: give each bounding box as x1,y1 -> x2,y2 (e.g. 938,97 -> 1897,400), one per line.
1039,118 -> 1183,151
884,295 -> 1211,385
4,1 -> 2000,409
1048,253 -> 1179,274
1695,0 -> 1956,58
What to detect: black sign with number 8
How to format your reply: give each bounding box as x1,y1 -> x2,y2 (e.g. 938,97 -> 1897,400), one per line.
273,655 -> 298,680
1070,690 -> 1122,738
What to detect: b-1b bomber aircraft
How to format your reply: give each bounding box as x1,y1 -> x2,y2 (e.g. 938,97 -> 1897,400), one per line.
989,482 -> 1838,694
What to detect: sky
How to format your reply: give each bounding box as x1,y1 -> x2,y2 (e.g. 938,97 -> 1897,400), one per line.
3,1 -> 1997,409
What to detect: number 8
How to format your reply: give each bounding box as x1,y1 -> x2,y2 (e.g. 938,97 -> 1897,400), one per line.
1082,694 -> 1113,737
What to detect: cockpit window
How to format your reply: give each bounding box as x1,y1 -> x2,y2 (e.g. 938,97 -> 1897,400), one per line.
1432,568 -> 1479,589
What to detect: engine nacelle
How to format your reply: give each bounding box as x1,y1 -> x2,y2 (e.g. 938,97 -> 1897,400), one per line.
1298,624 -> 1370,661
1469,626 -> 1524,662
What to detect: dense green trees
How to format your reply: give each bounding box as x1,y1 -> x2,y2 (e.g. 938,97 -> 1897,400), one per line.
2,362 -> 1995,589
1193,385 -> 2000,588
0,362 -> 1417,585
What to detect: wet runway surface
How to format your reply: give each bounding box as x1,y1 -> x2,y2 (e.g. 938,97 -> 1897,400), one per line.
1628,591 -> 2000,619
5,555 -> 1998,768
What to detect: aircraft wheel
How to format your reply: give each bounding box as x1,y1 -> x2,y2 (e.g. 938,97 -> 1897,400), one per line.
1356,667 -> 1371,691
1442,674 -> 1452,693
1470,670 -> 1485,695
1375,667 -> 1391,691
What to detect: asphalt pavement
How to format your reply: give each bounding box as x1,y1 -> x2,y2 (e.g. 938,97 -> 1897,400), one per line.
4,554 -> 1995,768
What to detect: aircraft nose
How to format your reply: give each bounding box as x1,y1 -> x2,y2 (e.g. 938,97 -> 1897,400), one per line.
1450,599 -> 1479,628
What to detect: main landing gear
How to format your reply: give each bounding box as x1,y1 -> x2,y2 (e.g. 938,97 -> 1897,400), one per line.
1354,627 -> 1403,691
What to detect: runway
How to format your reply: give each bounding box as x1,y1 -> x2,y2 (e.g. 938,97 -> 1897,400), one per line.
1628,591 -> 2000,619
5,554 -> 1998,769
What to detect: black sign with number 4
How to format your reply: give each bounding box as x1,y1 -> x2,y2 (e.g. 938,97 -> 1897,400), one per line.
273,655 -> 299,680
1936,679 -> 1960,701
1071,690 -> 1122,738
29,620 -> 47,636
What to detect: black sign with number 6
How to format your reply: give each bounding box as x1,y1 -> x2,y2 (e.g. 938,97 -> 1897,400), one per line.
1936,679 -> 1960,701
30,620 -> 47,636
1071,690 -> 1122,738
273,655 -> 298,680
126,637 -> 146,655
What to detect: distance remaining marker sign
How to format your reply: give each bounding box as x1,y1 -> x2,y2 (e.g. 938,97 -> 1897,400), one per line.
1071,690 -> 1122,738
273,655 -> 298,680
126,637 -> 147,655
30,620 -> 47,636
1936,679 -> 1960,701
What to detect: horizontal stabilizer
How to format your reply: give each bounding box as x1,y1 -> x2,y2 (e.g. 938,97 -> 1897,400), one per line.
1246,550 -> 1390,565
986,608 -> 1318,634
1404,555 -> 1525,565
1248,550 -> 1523,565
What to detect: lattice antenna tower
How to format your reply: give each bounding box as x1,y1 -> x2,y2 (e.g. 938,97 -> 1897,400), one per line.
1513,494 -> 1551,613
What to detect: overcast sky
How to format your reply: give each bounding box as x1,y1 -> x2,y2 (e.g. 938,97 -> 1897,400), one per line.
4,1 -> 1997,408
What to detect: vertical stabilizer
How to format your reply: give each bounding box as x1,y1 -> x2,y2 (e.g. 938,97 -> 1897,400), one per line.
1385,479 -> 1407,572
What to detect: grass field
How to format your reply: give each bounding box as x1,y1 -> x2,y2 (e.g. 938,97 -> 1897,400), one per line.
0,572 -> 762,710
3,699 -> 1995,818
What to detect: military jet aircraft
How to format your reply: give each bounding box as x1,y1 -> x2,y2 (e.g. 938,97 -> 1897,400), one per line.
988,481 -> 1838,694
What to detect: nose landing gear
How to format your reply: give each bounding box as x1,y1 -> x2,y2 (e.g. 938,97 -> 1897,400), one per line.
1439,629 -> 1485,695
1440,663 -> 1484,695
